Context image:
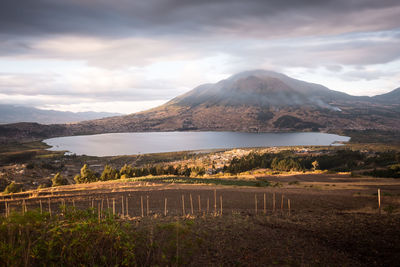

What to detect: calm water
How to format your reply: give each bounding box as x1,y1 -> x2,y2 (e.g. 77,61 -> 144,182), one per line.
44,131 -> 350,157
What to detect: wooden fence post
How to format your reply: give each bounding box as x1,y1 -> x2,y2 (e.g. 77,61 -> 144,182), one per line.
146,195 -> 149,216
264,193 -> 266,215
48,198 -> 52,216
98,203 -> 101,223
113,198 -> 115,215
273,192 -> 276,213
4,201 -> 8,218
214,189 -> 217,215
61,199 -> 65,213
281,194 -> 284,213
288,199 -> 291,216
39,200 -> 43,214
198,195 -> 201,213
182,195 -> 185,216
220,195 -> 223,215
207,198 -> 210,214
190,194 -> 193,215
126,197 -> 129,217
378,188 -> 381,215
255,194 -> 257,215
164,197 -> 167,216
141,196 -> 144,217
121,196 -> 124,217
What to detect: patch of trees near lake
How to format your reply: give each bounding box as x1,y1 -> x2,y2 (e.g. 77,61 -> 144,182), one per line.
72,149 -> 400,185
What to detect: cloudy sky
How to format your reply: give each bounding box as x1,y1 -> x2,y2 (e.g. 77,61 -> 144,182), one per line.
1,0 -> 399,114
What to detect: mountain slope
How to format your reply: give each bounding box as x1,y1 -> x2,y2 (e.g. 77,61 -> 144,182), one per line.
373,88 -> 400,104
0,105 -> 120,124
168,70 -> 355,109
70,70 -> 400,135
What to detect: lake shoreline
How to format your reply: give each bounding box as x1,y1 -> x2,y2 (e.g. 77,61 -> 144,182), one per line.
44,131 -> 350,157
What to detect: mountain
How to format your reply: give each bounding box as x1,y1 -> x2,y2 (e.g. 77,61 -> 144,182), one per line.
168,70 -> 354,109
0,105 -> 120,124
372,88 -> 400,104
1,70 -> 399,143
70,70 -> 400,134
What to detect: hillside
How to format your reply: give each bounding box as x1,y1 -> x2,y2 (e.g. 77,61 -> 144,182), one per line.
0,105 -> 120,124
70,70 -> 400,135
0,70 -> 399,142
372,87 -> 400,104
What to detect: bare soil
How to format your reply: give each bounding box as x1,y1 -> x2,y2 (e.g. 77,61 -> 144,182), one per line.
1,173 -> 400,266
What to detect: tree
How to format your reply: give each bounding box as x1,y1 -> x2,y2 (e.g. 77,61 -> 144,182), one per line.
120,164 -> 134,178
52,172 -> 69,187
312,160 -> 319,171
100,164 -> 119,181
4,182 -> 22,194
182,166 -> 191,177
74,164 -> 98,184
271,158 -> 302,172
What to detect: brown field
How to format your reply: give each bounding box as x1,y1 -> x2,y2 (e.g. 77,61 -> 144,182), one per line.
1,173 -> 400,266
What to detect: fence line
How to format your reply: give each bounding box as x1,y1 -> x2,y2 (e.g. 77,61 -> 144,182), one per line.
1,191 -> 302,219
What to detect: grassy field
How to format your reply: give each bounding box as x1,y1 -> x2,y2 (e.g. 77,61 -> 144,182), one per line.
125,176 -> 270,187
1,176 -> 400,266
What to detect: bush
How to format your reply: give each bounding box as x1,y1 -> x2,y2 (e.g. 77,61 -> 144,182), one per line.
3,182 -> 22,194
51,172 -> 69,187
74,164 -> 98,183
100,164 -> 120,181
0,178 -> 9,192
271,158 -> 302,172
120,164 -> 134,177
37,183 -> 50,189
0,208 -> 135,266
26,162 -> 35,169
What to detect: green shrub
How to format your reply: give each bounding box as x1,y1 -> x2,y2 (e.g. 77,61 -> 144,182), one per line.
51,172 -> 69,187
37,183 -> 50,189
74,164 -> 98,183
0,178 -> 9,192
120,164 -> 134,177
100,164 -> 120,181
0,208 -> 135,266
271,158 -> 302,172
3,182 -> 22,194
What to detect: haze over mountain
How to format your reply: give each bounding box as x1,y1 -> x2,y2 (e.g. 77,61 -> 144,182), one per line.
372,88 -> 400,104
70,70 -> 400,135
1,70 -> 399,143
0,105 -> 120,124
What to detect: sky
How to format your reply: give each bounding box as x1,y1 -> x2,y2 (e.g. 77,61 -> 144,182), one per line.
0,0 -> 399,114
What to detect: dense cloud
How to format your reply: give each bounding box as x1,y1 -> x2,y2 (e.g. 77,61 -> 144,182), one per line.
0,0 -> 399,113
1,0 -> 399,38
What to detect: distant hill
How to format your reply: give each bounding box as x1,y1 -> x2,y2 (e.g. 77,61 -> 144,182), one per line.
0,105 -> 120,124
71,70 -> 399,134
372,87 -> 400,104
1,70 -> 399,142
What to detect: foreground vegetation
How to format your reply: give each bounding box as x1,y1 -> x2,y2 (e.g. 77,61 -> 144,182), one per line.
1,206 -> 399,266
126,176 -> 270,187
0,208 -> 135,266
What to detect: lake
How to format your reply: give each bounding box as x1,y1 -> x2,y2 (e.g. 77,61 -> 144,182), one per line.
43,131 -> 350,157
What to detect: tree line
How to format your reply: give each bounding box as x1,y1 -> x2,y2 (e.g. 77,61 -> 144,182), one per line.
226,149 -> 400,174
74,164 -> 206,184
68,149 -> 400,184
